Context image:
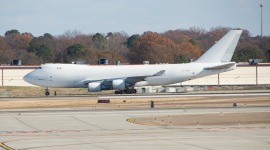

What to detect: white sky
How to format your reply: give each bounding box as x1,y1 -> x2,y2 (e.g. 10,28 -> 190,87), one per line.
1,0 -> 269,37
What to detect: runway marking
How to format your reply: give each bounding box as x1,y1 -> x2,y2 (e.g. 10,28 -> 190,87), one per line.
15,117 -> 40,131
197,126 -> 270,131
71,116 -> 106,130
0,142 -> 14,150
0,130 -> 81,135
99,93 -> 270,99
182,142 -> 214,150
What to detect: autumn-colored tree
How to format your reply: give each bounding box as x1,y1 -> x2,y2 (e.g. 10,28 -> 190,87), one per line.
0,49 -> 14,64
188,27 -> 207,38
129,32 -> 180,64
178,41 -> 202,61
162,28 -> 203,61
1,27 -> 270,65
1,30 -> 36,64
5,30 -> 21,48
200,27 -> 231,51
95,51 -> 127,64
12,49 -> 41,65
239,29 -> 252,43
0,36 -> 10,50
163,27 -> 206,45
18,33 -> 33,49
4,30 -> 33,49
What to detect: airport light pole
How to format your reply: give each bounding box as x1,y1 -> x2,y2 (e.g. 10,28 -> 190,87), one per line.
260,4 -> 263,38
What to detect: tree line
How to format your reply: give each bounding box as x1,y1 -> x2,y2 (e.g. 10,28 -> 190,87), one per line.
0,27 -> 269,65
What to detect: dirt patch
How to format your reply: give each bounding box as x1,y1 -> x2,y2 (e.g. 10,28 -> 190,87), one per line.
127,112 -> 270,126
0,95 -> 269,109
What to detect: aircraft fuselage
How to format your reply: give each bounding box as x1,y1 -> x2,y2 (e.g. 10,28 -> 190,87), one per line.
24,63 -> 235,88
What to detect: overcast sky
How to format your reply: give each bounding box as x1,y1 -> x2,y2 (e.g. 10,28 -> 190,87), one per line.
1,0 -> 269,37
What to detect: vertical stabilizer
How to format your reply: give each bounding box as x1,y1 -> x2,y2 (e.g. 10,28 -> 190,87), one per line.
195,30 -> 242,63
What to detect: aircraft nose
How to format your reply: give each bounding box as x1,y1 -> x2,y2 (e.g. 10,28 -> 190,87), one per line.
23,70 -> 45,86
23,72 -> 37,85
23,73 -> 32,83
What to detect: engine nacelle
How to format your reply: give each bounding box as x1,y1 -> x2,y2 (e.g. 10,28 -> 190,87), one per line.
112,79 -> 126,89
88,82 -> 101,92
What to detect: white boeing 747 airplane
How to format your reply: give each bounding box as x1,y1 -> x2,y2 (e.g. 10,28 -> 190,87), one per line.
24,30 -> 242,95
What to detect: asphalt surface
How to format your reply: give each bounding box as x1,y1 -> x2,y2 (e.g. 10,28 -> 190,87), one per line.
0,92 -> 269,150
0,107 -> 270,150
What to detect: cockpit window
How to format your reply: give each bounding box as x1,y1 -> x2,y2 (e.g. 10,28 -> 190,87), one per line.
37,67 -> 42,69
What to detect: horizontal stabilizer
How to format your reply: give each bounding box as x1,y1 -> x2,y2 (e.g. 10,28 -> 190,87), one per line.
204,62 -> 235,70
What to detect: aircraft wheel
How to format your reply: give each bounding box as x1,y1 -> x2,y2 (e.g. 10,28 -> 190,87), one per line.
124,89 -> 130,94
131,89 -> 137,94
115,89 -> 136,94
45,88 -> 50,96
45,91 -> 50,96
128,89 -> 134,94
120,90 -> 125,94
115,90 -> 125,94
125,89 -> 136,94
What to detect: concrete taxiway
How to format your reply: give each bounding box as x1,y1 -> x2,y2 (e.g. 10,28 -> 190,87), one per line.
0,92 -> 270,150
0,107 -> 270,150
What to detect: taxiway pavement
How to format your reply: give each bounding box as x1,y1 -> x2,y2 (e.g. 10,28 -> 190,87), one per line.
1,107 -> 270,150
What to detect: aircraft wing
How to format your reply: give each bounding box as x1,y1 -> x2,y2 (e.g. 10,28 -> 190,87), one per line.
124,70 -> 165,83
83,70 -> 166,84
204,62 -> 236,70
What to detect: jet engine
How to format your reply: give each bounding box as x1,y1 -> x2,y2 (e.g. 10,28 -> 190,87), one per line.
112,79 -> 126,89
88,82 -> 102,92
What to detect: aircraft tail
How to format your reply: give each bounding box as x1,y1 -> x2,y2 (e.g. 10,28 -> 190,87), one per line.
195,30 -> 242,63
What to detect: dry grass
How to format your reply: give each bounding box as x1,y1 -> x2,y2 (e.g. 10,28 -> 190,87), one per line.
1,85 -> 270,97
0,86 -> 113,97
129,112 -> 270,126
0,94 -> 269,109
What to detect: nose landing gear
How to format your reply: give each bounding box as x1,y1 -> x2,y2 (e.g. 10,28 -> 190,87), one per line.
45,88 -> 50,96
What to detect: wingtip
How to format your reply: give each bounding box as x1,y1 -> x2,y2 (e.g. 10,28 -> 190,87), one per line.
231,29 -> 243,33
154,70 -> 166,76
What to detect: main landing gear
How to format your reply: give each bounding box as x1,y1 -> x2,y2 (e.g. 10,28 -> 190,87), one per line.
45,88 -> 50,96
115,89 -> 137,94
